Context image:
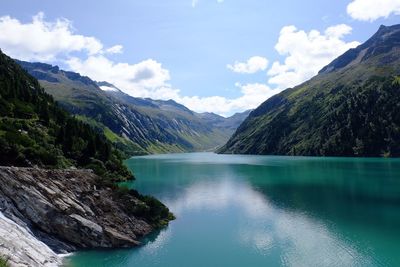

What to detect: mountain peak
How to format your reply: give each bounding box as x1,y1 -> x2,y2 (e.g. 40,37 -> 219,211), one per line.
16,60 -> 99,88
220,24 -> 400,157
319,24 -> 400,74
370,24 -> 400,42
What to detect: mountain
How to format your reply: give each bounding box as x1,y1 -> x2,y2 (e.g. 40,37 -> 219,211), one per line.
0,48 -> 173,255
107,84 -> 252,134
0,51 -> 130,181
16,61 -> 248,155
197,110 -> 252,132
15,60 -> 150,156
219,24 -> 400,157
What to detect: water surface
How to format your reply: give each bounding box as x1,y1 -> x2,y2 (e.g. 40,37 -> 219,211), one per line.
68,153 -> 400,267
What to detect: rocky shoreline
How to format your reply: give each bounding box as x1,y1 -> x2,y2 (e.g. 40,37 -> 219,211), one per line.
0,211 -> 62,266
0,166 -> 165,266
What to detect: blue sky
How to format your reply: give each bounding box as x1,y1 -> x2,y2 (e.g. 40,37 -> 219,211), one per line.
1,0 -> 400,115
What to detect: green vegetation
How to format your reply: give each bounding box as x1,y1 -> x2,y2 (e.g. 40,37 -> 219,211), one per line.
0,49 -> 174,228
114,186 -> 175,227
16,60 -> 247,154
74,115 -> 147,157
0,257 -> 8,267
220,24 -> 400,157
0,49 -> 131,183
221,77 -> 400,157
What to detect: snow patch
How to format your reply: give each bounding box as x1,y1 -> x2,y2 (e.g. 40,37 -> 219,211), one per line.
100,85 -> 118,92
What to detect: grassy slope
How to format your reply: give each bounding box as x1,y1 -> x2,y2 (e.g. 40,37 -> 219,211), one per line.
219,25 -> 400,157
41,78 -> 230,154
74,115 -> 147,157
16,61 -> 250,156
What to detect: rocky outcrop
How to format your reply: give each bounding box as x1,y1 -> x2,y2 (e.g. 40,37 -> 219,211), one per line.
0,212 -> 61,267
0,167 -> 154,256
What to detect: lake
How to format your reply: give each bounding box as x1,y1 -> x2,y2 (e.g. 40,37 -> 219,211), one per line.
67,153 -> 400,267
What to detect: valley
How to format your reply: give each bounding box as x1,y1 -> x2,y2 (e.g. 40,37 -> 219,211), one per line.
0,3 -> 399,265
17,60 -> 250,156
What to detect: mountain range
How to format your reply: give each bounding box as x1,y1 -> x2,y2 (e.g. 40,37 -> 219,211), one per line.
16,60 -> 250,156
9,24 -> 400,159
219,24 -> 400,157
1,21 -> 400,267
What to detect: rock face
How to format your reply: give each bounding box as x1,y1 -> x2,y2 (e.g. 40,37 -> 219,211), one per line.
0,167 -> 153,255
0,212 -> 61,267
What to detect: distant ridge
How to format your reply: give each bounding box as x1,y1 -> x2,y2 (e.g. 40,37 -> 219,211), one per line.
17,60 -> 251,155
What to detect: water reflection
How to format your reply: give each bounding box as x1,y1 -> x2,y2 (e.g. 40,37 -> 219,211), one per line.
69,153 -> 400,267
158,177 -> 379,266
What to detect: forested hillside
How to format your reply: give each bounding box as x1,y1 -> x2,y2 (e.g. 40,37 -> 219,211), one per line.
0,49 -> 131,183
219,24 -> 400,157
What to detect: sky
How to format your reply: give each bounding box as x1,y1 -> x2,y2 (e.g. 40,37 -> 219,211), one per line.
1,0 -> 400,116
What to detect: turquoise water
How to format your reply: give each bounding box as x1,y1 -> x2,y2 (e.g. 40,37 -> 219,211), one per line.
68,153 -> 400,267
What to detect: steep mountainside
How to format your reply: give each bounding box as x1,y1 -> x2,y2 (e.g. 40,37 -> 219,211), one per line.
219,24 -> 400,157
16,62 -> 247,154
106,83 -> 252,138
0,51 -> 130,182
0,49 -> 173,257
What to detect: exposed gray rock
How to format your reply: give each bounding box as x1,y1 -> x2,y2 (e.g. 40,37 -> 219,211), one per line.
0,166 -> 153,255
0,212 -> 61,267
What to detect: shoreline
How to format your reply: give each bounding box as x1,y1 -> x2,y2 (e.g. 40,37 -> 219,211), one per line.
0,211 -> 62,266
0,166 -> 173,266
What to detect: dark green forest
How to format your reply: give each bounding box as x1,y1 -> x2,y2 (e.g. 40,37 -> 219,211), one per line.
0,49 -> 130,183
220,24 -> 400,157
220,76 -> 400,156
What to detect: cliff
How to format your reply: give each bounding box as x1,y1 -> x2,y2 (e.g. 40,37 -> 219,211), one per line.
0,166 -> 164,266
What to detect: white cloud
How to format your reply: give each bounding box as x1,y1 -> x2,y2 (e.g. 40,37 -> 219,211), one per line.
267,24 -> 360,89
0,13 -> 122,61
105,45 -> 123,54
227,56 -> 269,74
192,0 -> 224,7
0,13 -> 362,117
67,55 -> 279,116
67,55 -> 174,98
178,83 -> 282,116
0,12 -> 269,116
347,0 -> 400,21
